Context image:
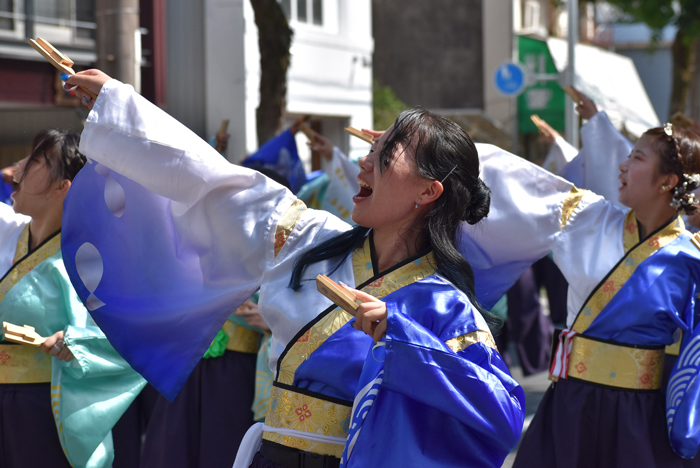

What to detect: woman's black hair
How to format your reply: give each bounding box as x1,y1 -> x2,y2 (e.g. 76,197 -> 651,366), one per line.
289,109 -> 501,333
21,129 -> 86,187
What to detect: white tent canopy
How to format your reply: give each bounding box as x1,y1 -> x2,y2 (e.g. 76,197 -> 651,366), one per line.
547,37 -> 660,138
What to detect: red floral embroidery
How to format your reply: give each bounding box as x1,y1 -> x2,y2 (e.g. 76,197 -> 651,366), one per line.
575,362 -> 587,374
274,231 -> 287,251
603,281 -> 615,293
298,331 -> 310,343
648,237 -> 660,247
639,374 -> 651,385
369,278 -> 384,288
0,350 -> 10,364
295,404 -> 312,422
625,222 -> 637,234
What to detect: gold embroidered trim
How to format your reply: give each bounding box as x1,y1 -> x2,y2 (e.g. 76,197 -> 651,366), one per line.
277,237 -> 437,386
13,225 -> 29,264
567,335 -> 664,390
561,187 -> 586,228
445,330 -> 497,353
622,211 -> 640,253
0,230 -> 61,305
0,344 -> 52,383
277,308 -> 352,385
262,385 -> 350,457
274,200 -> 307,258
572,215 -> 684,333
222,320 -> 262,354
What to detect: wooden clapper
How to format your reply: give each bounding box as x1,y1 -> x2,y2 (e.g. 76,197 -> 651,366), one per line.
28,37 -> 98,101
3,322 -> 46,346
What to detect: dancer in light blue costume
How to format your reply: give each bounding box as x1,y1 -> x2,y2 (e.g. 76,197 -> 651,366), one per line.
61,70 -> 524,468
0,130 -> 145,468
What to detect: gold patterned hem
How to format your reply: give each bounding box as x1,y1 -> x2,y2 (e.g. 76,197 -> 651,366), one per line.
561,187 -> 586,228
262,385 -> 349,457
274,199 -> 307,258
222,320 -> 262,354
445,330 -> 497,353
572,215 -> 684,333
566,335 -> 664,390
0,344 -> 52,383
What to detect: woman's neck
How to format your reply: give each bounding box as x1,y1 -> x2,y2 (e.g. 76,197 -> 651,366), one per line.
29,209 -> 62,250
372,225 -> 426,272
635,204 -> 677,239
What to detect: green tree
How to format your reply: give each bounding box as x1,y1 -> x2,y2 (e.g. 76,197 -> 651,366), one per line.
250,0 -> 293,146
602,0 -> 700,117
373,80 -> 407,131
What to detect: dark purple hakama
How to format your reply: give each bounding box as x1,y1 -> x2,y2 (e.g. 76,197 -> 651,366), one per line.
513,378 -> 697,468
0,383 -> 72,468
140,349 -> 257,468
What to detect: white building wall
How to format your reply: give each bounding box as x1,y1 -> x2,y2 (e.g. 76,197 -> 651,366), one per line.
244,0 -> 374,165
204,0 -> 248,162
169,0 -> 372,165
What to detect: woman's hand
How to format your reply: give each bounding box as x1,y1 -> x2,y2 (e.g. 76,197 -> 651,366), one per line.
347,288 -> 387,343
361,129 -> 385,140
41,330 -> 75,362
63,69 -> 112,108
233,300 -> 270,332
536,117 -> 560,145
309,133 -> 333,161
572,87 -> 598,120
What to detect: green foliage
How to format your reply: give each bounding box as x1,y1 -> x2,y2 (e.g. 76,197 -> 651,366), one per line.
373,80 -> 408,131
603,0 -> 700,39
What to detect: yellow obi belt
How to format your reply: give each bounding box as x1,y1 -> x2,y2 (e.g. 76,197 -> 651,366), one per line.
0,343 -> 52,384
223,320 -> 262,354
566,335 -> 664,391
262,384 -> 351,458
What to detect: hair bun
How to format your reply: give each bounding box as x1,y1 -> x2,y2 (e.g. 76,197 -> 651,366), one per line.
464,178 -> 490,224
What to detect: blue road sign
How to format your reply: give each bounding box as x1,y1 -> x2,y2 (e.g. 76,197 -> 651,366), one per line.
494,62 -> 527,96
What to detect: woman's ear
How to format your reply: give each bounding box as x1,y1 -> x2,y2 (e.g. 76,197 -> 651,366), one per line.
420,180 -> 444,204
55,179 -> 71,197
661,173 -> 679,193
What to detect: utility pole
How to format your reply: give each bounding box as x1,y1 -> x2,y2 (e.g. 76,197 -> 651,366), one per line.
565,0 -> 579,147
95,0 -> 140,91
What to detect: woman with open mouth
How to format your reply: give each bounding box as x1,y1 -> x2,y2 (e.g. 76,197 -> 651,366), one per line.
61,70 -> 525,468
460,122 -> 700,467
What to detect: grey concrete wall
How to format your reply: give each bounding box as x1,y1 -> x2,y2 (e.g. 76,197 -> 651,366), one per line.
372,0 -> 484,109
617,47 -> 672,123
165,0 -> 206,137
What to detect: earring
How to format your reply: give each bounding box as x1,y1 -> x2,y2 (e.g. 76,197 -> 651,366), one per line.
415,199 -> 420,209
662,185 -> 670,191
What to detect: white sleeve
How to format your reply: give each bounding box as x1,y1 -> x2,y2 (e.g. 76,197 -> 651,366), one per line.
543,135 -> 578,175
79,80 -> 350,324
0,203 -> 29,276
462,144 -> 625,316
316,147 -> 360,223
562,111 -> 633,207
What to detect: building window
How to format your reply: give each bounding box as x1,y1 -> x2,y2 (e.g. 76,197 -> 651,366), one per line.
0,0 -> 96,45
279,0 -> 323,26
312,0 -> 322,25
0,0 -> 15,31
296,0 -> 307,22
280,0 -> 291,20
